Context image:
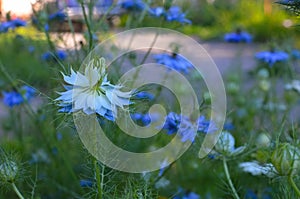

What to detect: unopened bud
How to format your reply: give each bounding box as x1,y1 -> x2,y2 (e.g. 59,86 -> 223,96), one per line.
271,143 -> 300,176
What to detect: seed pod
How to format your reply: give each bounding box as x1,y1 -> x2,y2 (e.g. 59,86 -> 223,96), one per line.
271,143 -> 300,176
0,160 -> 18,182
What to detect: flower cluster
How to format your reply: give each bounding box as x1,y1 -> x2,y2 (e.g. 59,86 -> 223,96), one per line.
149,6 -> 191,24
255,50 -> 289,66
56,57 -> 133,121
2,85 -> 36,108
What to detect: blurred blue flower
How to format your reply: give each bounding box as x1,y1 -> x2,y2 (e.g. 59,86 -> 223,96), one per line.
2,85 -> 35,108
245,189 -> 272,199
291,49 -> 300,59
255,51 -> 289,66
162,112 -> 181,135
29,149 -> 50,164
119,0 -> 146,11
11,19 -> 27,27
162,112 -> 196,142
135,91 -> 154,100
131,112 -> 159,126
245,190 -> 258,199
44,23 -> 50,32
28,46 -> 35,53
56,50 -> 67,60
148,6 -> 165,17
165,6 -> 191,24
0,19 -> 26,33
197,116 -> 217,133
48,11 -> 66,21
223,122 -> 234,131
154,53 -> 193,74
56,132 -> 63,141
2,91 -> 24,107
224,31 -> 252,43
158,158 -> 169,176
42,50 -> 67,61
80,179 -> 93,187
174,191 -> 201,199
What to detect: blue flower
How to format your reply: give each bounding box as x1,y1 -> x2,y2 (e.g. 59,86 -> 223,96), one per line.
245,190 -> 258,199
154,53 -> 193,74
165,6 -> 191,24
223,122 -> 235,131
255,51 -> 289,66
148,6 -> 165,17
80,179 -> 93,187
197,116 -> 217,134
44,24 -> 50,32
42,50 -> 67,61
291,49 -> 300,59
0,19 -> 26,33
174,191 -> 201,199
135,91 -> 154,100
245,189 -> 272,199
162,112 -> 196,142
48,11 -> 66,21
56,57 -> 132,121
28,46 -> 35,53
131,112 -> 159,126
2,91 -> 24,107
224,31 -> 252,43
2,85 -> 35,108
119,0 -> 146,11
11,19 -> 27,27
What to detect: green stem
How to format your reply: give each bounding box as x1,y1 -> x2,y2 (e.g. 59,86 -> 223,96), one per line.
81,2 -> 93,51
223,158 -> 240,199
94,160 -> 103,199
289,175 -> 300,197
12,182 -> 25,199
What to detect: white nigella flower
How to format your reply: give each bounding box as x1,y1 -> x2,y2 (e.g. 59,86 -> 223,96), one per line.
56,57 -> 132,121
285,80 -> 300,94
239,161 -> 277,178
211,131 -> 246,157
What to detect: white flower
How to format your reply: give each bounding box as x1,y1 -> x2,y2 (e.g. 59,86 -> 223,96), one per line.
239,161 -> 277,178
56,57 -> 132,121
212,131 -> 246,157
285,80 -> 300,94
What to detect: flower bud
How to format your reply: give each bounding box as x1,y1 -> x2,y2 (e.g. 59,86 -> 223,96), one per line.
271,143 -> 300,176
259,80 -> 271,91
256,133 -> 271,148
257,69 -> 269,79
0,160 -> 18,182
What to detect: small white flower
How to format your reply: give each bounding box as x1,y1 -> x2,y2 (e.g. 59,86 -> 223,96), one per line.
212,131 -> 246,157
239,161 -> 277,178
285,80 -> 300,94
56,57 -> 132,121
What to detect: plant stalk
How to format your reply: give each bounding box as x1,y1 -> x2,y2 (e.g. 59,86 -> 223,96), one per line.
12,182 -> 25,199
223,158 -> 240,199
